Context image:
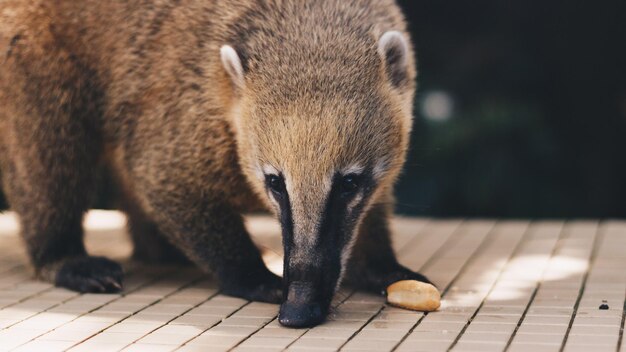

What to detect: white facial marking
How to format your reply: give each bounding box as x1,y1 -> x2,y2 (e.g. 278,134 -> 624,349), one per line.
253,163 -> 264,181
220,45 -> 245,89
341,164 -> 364,175
373,159 -> 389,180
262,164 -> 279,176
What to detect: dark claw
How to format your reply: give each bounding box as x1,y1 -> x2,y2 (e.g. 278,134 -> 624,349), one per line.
83,278 -> 106,293
55,256 -> 124,294
103,277 -> 123,291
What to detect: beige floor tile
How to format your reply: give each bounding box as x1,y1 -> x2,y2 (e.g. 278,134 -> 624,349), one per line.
13,340 -> 77,352
471,314 -> 520,324
564,344 -> 617,352
516,324 -> 569,335
521,315 -> 571,325
220,316 -> 272,327
139,332 -> 197,345
85,331 -> 146,344
238,336 -> 294,348
453,341 -> 506,351
289,337 -> 346,349
201,325 -> 257,336
565,334 -> 619,346
233,346 -> 283,352
404,331 -> 458,342
508,343 -> 561,352
186,334 -> 244,346
122,343 -> 178,352
302,327 -> 356,339
413,321 -> 466,332
341,338 -> 397,351
316,319 -> 363,330
525,308 -> 573,317
105,322 -> 164,333
352,328 -> 408,340
169,314 -> 221,328
457,332 -> 510,343
572,316 -> 622,326
361,320 -> 415,330
423,313 -> 468,323
464,322 -> 515,334
513,333 -> 564,344
254,327 -> 306,338
178,345 -> 229,352
69,341 -> 129,352
396,340 -> 451,352
569,324 -> 620,335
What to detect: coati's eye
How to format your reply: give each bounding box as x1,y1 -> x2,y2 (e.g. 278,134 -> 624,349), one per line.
340,174 -> 360,195
266,174 -> 285,195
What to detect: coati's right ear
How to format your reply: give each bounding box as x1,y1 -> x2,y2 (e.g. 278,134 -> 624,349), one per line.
378,31 -> 410,88
220,45 -> 245,90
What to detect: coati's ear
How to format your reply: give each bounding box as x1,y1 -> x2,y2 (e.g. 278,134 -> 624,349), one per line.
378,31 -> 410,88
220,45 -> 245,90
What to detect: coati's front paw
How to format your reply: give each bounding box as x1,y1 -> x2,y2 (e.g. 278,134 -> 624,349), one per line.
54,256 -> 124,293
221,269 -> 282,304
347,263 -> 433,295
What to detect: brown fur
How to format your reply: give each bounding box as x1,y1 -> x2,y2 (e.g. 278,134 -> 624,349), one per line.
0,0 -> 427,315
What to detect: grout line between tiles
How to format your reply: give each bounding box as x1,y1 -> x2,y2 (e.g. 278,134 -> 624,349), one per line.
8,266 -> 177,351
108,275 -> 214,351
503,221 -> 568,352
559,222 -> 603,352
391,220 -> 496,351
336,305 -> 386,351
280,289 -> 358,351
446,221 -> 531,351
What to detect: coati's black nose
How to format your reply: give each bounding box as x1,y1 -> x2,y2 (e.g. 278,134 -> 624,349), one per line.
278,281 -> 328,327
278,301 -> 324,328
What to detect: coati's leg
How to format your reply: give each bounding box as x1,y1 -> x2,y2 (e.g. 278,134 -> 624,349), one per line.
1,118 -> 123,293
0,32 -> 122,293
346,202 -> 432,294
130,184 -> 281,303
124,202 -> 190,265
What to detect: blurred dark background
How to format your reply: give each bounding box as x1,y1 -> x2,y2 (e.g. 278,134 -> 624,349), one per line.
0,0 -> 624,218
393,0 -> 626,217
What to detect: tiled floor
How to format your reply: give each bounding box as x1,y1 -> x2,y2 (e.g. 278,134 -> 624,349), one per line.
0,211 -> 624,352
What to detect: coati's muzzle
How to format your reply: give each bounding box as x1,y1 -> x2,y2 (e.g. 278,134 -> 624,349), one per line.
266,172 -> 370,327
278,244 -> 342,327
278,199 -> 356,327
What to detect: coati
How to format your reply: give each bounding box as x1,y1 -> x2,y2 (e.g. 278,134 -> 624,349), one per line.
0,0 -> 431,327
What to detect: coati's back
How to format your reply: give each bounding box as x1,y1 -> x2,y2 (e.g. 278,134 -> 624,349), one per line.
1,0 -> 410,128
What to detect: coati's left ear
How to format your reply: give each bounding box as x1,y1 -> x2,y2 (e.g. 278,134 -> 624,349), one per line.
378,31 -> 410,88
220,45 -> 245,90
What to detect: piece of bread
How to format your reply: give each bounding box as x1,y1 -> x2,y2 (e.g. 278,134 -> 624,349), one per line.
386,280 -> 441,311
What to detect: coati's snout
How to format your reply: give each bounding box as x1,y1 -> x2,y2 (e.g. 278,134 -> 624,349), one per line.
267,172 -> 370,327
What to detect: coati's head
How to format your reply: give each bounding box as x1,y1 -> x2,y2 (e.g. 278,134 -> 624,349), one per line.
220,26 -> 415,327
